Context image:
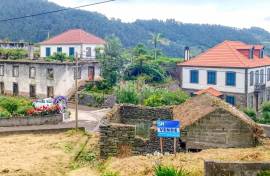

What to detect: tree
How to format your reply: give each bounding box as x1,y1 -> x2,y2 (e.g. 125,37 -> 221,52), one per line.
96,35 -> 127,86
150,33 -> 169,60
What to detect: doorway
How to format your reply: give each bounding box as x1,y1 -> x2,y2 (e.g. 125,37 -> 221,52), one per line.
88,66 -> 95,81
30,85 -> 36,98
0,82 -> 4,95
13,83 -> 18,96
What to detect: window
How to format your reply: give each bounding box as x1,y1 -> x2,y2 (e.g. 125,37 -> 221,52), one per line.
74,66 -> 82,79
69,47 -> 75,56
13,66 -> 19,77
86,47 -> 92,57
57,47 -> 62,53
29,85 -> 36,98
260,69 -> 264,83
47,86 -> 54,98
226,96 -> 235,106
0,65 -> 4,76
250,71 -> 254,86
207,71 -> 216,85
255,70 -> 259,84
268,68 -> 270,81
47,68 -> 54,80
226,72 -> 236,86
29,67 -> 36,79
190,70 -> 199,84
46,47 -> 51,57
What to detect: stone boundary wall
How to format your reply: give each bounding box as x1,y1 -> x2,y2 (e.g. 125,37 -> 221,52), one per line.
204,160 -> 270,176
118,104 -> 174,124
78,93 -> 116,108
259,124 -> 270,138
0,114 -> 62,127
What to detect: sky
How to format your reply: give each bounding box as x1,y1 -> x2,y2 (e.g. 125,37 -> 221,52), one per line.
48,0 -> 270,31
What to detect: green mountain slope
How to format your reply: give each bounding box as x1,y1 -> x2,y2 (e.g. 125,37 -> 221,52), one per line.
0,0 -> 270,57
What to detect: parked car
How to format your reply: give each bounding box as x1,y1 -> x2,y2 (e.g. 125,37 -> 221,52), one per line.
33,98 -> 54,108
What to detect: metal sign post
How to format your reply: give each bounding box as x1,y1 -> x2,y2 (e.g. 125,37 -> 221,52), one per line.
157,120 -> 181,155
75,52 -> 79,131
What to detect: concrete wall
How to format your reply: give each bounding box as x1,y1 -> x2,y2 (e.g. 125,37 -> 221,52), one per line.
0,114 -> 62,127
260,124 -> 270,138
181,108 -> 257,149
205,160 -> 270,176
181,67 -> 246,94
40,44 -> 103,59
0,61 -> 100,98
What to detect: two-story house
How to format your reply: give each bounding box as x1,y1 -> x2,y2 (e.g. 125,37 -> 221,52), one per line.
178,41 -> 270,111
39,29 -> 106,59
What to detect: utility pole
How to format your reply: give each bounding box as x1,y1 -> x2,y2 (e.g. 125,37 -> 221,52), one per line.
75,52 -> 79,130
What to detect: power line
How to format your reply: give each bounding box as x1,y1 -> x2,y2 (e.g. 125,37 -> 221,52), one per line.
0,0 -> 116,22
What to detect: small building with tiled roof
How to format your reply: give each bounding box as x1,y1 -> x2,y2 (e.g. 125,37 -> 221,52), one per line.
194,87 -> 223,97
178,40 -> 270,111
173,94 -> 263,150
39,29 -> 105,59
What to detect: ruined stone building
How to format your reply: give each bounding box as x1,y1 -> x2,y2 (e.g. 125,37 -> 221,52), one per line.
0,29 -> 105,98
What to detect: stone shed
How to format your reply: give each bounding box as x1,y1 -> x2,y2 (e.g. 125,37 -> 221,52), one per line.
174,94 -> 263,150
99,95 -> 263,158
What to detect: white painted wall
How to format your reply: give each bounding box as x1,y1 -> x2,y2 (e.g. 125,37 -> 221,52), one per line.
182,67 -> 246,94
40,44 -> 104,59
0,62 -> 100,98
247,66 -> 270,93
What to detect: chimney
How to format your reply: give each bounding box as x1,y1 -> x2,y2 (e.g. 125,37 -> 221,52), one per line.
249,46 -> 255,59
260,47 -> 265,58
28,44 -> 34,60
184,46 -> 190,61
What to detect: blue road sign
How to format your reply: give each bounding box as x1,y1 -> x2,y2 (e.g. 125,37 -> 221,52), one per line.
157,120 -> 180,138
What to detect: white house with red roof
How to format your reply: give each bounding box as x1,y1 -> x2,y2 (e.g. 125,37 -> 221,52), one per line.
39,29 -> 106,59
178,41 -> 270,110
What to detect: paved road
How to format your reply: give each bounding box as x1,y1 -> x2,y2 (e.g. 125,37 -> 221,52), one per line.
0,105 -> 110,133
67,105 -> 110,131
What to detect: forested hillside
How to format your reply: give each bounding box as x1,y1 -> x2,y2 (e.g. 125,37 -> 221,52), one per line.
0,0 -> 270,57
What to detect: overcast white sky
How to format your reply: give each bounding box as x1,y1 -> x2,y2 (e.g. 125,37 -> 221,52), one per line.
48,0 -> 270,31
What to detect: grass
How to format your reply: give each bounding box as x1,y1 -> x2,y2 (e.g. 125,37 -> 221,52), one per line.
0,130 -> 99,176
103,139 -> 270,176
1,131 -> 270,176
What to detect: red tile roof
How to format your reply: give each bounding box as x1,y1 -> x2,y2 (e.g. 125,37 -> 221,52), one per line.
178,40 -> 270,68
194,87 -> 223,97
40,29 -> 106,45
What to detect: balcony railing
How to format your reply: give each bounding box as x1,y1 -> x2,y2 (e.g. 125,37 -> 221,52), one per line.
255,83 -> 266,92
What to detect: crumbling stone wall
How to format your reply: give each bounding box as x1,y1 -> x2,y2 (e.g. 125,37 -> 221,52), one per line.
99,124 -> 181,158
204,160 -> 270,176
99,123 -> 136,159
181,108 -> 257,150
99,105 -> 176,158
118,104 -> 173,124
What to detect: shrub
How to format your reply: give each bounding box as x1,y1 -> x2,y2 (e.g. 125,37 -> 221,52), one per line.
115,82 -> 139,104
243,108 -> 257,121
0,107 -> 11,118
259,102 -> 270,124
102,172 -> 119,176
258,170 -> 270,176
16,106 -> 34,116
154,165 -> 190,176
144,90 -> 189,107
124,63 -> 166,83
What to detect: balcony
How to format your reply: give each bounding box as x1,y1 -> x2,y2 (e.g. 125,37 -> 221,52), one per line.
254,83 -> 266,92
